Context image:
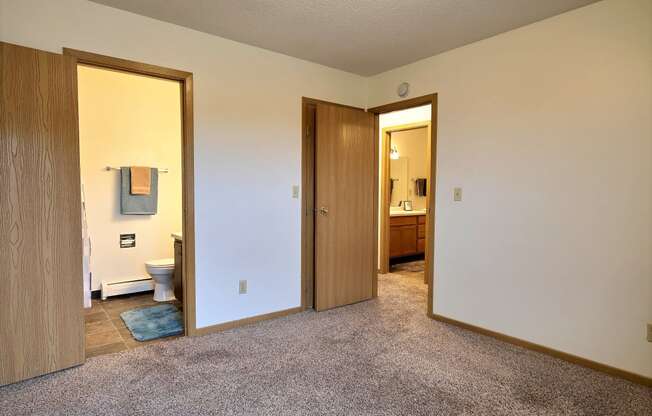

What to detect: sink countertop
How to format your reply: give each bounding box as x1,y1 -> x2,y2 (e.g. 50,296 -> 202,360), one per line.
171,232 -> 182,241
390,209 -> 427,217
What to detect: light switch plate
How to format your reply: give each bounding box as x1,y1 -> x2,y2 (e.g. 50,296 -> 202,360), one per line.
292,185 -> 300,199
239,280 -> 247,295
453,187 -> 462,202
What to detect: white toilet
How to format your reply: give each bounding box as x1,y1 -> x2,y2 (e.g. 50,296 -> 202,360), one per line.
145,258 -> 176,302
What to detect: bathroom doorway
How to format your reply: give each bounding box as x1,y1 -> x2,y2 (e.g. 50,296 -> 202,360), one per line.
0,42 -> 195,384
65,49 -> 196,357
380,120 -> 432,281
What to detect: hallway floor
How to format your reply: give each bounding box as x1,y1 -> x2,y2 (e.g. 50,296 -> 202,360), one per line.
1,271 -> 649,415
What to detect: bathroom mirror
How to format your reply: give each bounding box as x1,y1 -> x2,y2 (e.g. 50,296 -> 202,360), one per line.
390,157 -> 408,207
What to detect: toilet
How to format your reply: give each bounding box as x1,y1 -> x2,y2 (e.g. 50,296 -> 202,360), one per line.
145,258 -> 176,302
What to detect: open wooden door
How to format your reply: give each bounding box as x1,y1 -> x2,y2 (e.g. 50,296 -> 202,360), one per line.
314,102 -> 376,311
1,42 -> 84,385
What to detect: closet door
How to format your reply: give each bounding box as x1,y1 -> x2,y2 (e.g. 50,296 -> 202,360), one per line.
0,42 -> 84,385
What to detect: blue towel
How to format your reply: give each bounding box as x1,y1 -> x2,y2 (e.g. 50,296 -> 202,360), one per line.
120,167 -> 158,215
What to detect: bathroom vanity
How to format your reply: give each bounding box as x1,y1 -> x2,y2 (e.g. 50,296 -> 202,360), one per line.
171,232 -> 183,301
389,210 -> 426,258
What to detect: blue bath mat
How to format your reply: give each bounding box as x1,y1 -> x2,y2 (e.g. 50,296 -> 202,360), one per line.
120,304 -> 183,342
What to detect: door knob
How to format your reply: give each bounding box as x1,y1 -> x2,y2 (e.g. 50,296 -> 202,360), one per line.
319,206 -> 329,216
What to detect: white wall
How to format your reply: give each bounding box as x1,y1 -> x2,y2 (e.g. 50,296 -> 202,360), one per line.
379,105 -> 432,130
369,0 -> 652,377
78,65 -> 182,290
0,0 -> 367,328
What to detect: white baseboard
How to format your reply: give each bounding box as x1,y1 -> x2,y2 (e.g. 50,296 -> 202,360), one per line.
100,277 -> 154,300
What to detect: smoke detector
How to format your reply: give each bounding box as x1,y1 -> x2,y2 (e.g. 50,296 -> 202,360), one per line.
397,82 -> 410,98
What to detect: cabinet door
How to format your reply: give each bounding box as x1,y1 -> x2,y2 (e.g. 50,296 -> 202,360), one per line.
390,225 -> 418,257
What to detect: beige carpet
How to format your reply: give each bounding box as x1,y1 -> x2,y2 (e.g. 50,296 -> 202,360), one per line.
1,272 -> 650,415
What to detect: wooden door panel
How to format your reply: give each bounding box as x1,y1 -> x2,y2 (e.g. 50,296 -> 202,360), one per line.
314,103 -> 375,311
1,42 -> 84,385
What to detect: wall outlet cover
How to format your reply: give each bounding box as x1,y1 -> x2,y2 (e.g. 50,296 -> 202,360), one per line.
120,233 -> 136,248
292,185 -> 300,199
239,279 -> 247,295
453,187 -> 462,202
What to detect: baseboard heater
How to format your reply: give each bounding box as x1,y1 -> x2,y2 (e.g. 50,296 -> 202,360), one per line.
101,277 -> 154,300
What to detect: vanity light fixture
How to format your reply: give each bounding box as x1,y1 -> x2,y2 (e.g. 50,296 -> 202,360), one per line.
390,145 -> 400,160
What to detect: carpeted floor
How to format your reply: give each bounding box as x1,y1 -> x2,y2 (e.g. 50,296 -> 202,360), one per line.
1,272 -> 650,415
390,259 -> 425,273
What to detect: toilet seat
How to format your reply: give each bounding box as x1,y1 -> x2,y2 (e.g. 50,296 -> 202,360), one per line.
145,258 -> 174,271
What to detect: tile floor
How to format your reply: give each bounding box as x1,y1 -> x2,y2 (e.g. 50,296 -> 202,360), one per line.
84,292 -> 183,358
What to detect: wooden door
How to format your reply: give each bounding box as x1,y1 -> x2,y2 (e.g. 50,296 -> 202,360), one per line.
1,42 -> 84,385
314,103 -> 376,311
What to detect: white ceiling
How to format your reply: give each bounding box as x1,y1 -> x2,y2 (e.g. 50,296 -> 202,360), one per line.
89,0 -> 599,76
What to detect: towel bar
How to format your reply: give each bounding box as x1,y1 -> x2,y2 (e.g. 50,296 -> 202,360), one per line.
105,166 -> 169,173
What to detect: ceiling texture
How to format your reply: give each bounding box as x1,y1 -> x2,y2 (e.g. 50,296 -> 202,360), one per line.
90,0 -> 599,76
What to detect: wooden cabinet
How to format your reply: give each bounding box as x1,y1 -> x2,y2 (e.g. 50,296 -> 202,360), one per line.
174,239 -> 183,302
390,224 -> 417,257
389,214 -> 426,258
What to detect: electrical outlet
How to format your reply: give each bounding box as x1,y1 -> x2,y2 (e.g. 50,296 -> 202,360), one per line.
453,187 -> 462,202
647,323 -> 652,342
239,279 -> 247,295
292,185 -> 300,199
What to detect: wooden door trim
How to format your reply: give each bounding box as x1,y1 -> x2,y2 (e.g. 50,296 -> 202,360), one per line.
63,48 -> 191,80
63,48 -> 198,337
301,97 -> 379,309
368,94 -> 438,317
301,101 -> 316,309
302,96 -> 366,112
368,94 -> 436,114
379,122 -> 431,275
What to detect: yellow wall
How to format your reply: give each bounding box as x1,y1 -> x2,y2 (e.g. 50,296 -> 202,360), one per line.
78,65 -> 182,290
390,127 -> 429,210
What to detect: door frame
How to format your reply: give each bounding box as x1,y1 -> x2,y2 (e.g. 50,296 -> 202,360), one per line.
301,94 -> 437,316
369,94 -> 438,316
379,121 -> 432,280
62,48 -> 198,336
